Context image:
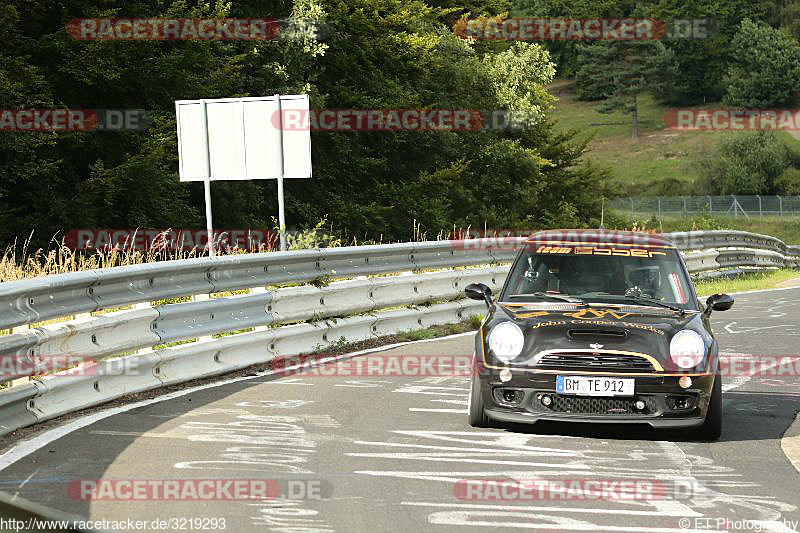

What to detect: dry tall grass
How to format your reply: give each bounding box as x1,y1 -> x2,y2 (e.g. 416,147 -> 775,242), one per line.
0,221 -> 538,282
0,230 -> 277,282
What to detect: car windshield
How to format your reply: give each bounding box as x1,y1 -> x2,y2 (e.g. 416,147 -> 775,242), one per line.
501,245 -> 697,310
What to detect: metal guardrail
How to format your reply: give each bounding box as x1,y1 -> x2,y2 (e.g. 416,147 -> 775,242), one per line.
0,241 -> 517,330
0,231 -> 797,436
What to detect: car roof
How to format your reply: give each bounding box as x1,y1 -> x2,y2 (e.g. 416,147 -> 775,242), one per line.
523,229 -> 676,248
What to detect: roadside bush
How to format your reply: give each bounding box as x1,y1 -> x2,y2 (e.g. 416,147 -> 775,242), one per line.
286,218 -> 342,250
774,167 -> 800,195
697,132 -> 790,194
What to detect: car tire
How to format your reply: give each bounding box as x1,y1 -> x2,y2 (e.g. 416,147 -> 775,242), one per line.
468,372 -> 491,428
697,371 -> 722,441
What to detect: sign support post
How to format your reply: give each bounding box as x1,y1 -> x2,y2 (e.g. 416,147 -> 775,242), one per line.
203,177 -> 215,257
275,94 -> 287,251
200,100 -> 216,257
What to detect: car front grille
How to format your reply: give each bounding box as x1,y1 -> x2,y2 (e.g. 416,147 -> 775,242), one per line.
535,352 -> 656,372
534,395 -> 658,416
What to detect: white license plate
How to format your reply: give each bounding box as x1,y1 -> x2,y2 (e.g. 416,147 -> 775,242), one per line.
556,376 -> 634,397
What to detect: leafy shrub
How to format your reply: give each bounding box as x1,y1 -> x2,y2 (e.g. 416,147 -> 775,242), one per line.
286,218 -> 342,250
774,167 -> 800,195
697,132 -> 790,194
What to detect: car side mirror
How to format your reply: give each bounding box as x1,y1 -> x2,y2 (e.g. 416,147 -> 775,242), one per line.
706,293 -> 734,313
465,283 -> 493,307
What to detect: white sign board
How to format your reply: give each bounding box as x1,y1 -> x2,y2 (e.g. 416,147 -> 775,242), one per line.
175,94 -> 311,181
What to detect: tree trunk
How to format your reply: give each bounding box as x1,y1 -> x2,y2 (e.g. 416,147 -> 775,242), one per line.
631,94 -> 639,141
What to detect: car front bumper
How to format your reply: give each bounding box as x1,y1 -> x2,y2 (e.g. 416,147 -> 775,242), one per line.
476,368 -> 716,429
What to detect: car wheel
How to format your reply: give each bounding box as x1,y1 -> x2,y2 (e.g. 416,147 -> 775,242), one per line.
697,371 -> 722,441
468,372 -> 490,428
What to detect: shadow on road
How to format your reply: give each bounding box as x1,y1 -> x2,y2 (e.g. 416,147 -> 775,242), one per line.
499,390 -> 800,444
0,371 -> 288,517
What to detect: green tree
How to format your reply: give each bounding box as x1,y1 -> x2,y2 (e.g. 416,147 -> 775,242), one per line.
642,0 -> 772,104
0,0 -> 611,253
723,19 -> 800,108
510,0 -> 635,78
575,39 -> 677,139
0,0 -> 326,248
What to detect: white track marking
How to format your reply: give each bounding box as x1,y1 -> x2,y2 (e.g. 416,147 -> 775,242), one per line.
719,353 -> 791,392
349,454 -> 585,469
408,408 -> 467,413
402,501 -> 697,517
353,433 -> 796,531
351,441 -> 577,456
428,512 -> 708,532
0,331 -> 477,471
723,322 -> 793,334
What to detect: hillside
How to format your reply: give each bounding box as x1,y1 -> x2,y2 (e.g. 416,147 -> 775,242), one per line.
548,80 -> 800,195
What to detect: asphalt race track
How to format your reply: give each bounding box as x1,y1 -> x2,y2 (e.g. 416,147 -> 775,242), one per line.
1,287 -> 799,532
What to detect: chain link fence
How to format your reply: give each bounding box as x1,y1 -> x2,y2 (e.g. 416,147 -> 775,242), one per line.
608,195 -> 800,218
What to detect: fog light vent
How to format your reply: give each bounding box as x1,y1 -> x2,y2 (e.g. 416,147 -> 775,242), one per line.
494,388 -> 525,405
667,395 -> 696,410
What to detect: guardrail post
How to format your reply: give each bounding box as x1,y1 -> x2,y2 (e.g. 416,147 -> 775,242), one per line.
757,195 -> 762,218
8,325 -> 30,388
779,195 -> 783,217
134,302 -> 154,353
657,197 -> 662,218
251,286 -> 270,332
192,293 -> 213,342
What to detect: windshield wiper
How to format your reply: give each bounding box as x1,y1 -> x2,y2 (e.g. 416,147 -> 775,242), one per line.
592,294 -> 684,314
508,292 -> 587,306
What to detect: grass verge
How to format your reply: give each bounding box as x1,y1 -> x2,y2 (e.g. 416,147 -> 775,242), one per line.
694,269 -> 800,296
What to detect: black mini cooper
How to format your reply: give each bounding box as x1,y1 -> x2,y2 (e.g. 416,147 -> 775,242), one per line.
465,230 -> 733,440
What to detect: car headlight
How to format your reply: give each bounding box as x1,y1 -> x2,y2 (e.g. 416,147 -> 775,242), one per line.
488,322 -> 524,363
669,330 -> 706,369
